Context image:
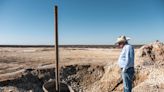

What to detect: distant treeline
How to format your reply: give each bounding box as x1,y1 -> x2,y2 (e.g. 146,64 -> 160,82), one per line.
0,45 -> 143,48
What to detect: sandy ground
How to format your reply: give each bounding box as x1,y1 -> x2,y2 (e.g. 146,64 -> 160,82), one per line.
0,47 -> 122,76
0,48 -> 124,92
1,46 -> 164,92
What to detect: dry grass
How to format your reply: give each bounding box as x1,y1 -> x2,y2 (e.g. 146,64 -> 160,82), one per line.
0,47 -> 121,75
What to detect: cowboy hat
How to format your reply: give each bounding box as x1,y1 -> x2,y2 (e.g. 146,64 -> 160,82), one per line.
115,35 -> 131,44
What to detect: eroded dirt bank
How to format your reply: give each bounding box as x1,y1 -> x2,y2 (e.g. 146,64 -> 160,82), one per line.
0,42 -> 164,92
0,64 -> 105,92
0,63 -> 156,92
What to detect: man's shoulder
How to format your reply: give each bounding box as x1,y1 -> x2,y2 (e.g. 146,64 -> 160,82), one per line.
125,44 -> 134,49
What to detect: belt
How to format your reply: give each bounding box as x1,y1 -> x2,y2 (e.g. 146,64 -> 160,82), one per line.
121,67 -> 134,70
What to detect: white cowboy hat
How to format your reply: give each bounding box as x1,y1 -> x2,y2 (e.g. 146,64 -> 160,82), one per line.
115,35 -> 131,44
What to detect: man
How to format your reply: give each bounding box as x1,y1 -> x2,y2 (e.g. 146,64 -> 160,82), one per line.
116,35 -> 135,92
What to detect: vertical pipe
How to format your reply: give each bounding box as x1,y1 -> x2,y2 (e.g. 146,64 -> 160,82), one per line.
55,5 -> 60,92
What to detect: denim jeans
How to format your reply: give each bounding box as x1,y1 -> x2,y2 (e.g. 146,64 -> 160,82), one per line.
121,67 -> 135,92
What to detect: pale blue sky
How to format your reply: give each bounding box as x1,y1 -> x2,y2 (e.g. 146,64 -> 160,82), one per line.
0,0 -> 164,45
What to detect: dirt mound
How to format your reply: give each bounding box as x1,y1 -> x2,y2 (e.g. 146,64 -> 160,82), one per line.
61,64 -> 105,92
0,64 -> 105,92
0,63 -> 153,92
0,67 -> 55,92
133,41 -> 164,92
136,41 -> 164,66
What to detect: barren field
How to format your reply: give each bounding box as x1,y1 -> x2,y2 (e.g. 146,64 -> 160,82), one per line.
0,47 -> 122,92
0,42 -> 164,92
0,47 -> 121,75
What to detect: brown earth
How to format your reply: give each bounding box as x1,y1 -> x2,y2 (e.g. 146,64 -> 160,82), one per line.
0,42 -> 164,92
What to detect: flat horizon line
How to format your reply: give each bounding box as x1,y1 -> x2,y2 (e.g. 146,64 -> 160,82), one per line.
0,44 -> 143,48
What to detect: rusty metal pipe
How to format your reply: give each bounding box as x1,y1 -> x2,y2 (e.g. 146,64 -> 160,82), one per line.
55,5 -> 60,92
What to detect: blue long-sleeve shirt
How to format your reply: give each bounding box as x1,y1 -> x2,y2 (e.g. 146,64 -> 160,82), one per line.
118,44 -> 134,69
